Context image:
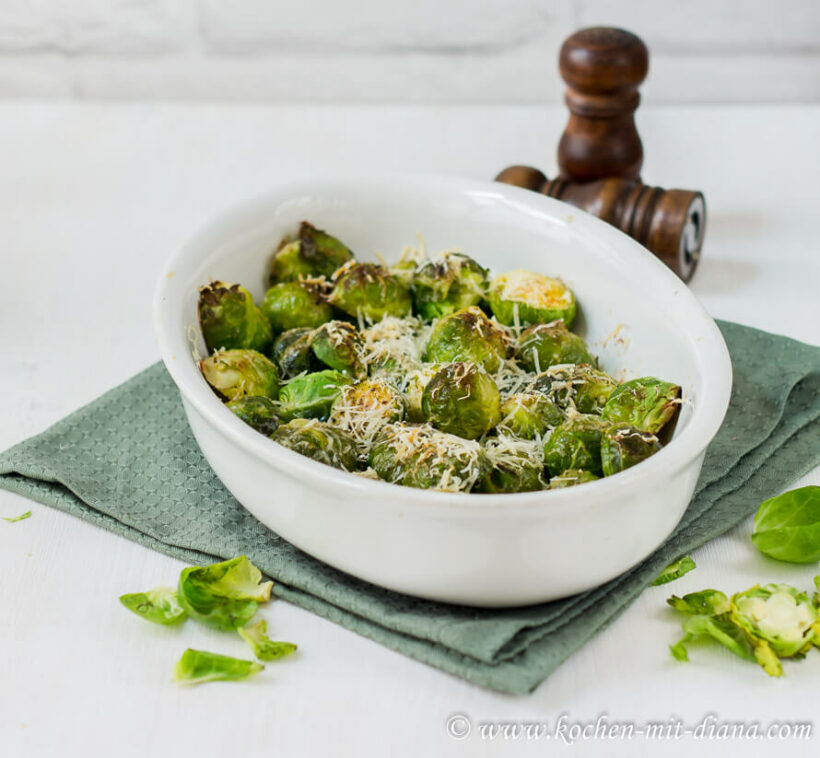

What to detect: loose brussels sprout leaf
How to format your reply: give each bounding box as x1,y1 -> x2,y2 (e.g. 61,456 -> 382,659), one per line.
669,613 -> 757,666
200,349 -> 280,402
271,418 -> 359,472
542,413 -> 607,477
198,281 -> 273,355
529,364 -> 617,414
311,321 -> 366,379
751,486 -> 820,564
548,469 -> 599,489
602,377 -> 681,438
2,510 -> 31,523
411,252 -> 488,320
278,369 -> 353,421
650,555 -> 696,586
120,587 -> 187,625
487,269 -> 577,327
421,362 -> 501,440
423,306 -> 510,373
329,380 -> 405,445
477,436 -> 546,493
517,321 -> 597,373
261,280 -> 333,333
601,424 -> 661,477
269,222 -> 354,283
178,556 -> 272,632
238,619 -> 298,662
667,589 -> 730,616
369,423 -> 490,492
173,648 -> 264,686
271,327 -> 320,378
328,262 -> 412,322
226,396 -> 280,436
498,392 -> 564,440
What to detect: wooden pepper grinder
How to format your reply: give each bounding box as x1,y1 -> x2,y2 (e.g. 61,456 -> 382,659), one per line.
496,27 -> 706,282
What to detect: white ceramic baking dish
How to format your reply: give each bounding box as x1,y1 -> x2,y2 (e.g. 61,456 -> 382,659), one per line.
153,174 -> 732,607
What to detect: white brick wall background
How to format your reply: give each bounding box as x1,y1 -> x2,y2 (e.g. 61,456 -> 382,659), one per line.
0,0 -> 817,103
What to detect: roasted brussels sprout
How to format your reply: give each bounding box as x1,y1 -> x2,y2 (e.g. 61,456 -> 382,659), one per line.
271,418 -> 358,471
423,306 -> 510,372
600,424 -> 661,476
421,362 -> 501,440
269,221 -> 354,283
261,279 -> 333,333
529,364 -> 617,414
198,281 -> 273,354
404,363 -> 443,422
277,369 -> 353,421
602,377 -> 682,437
311,320 -> 366,379
411,252 -> 488,319
226,395 -> 280,436
487,269 -> 577,327
361,315 -> 426,377
329,380 -> 405,445
200,349 -> 280,402
517,321 -> 597,372
477,436 -> 546,493
328,262 -> 412,322
271,327 -> 320,378
497,392 -> 564,439
369,422 -> 489,492
542,413 -> 608,477
548,468 -> 600,489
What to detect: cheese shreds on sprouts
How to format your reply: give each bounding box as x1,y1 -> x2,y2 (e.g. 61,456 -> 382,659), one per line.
328,381 -> 403,448
483,434 -> 545,472
491,358 -> 536,402
497,269 -> 573,308
361,315 -> 429,385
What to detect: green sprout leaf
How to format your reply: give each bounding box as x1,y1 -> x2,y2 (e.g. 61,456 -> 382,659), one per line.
651,555 -> 696,586
667,589 -> 730,616
238,619 -> 298,661
173,649 -> 264,686
2,510 -> 31,523
751,485 -> 820,564
120,587 -> 187,625
178,556 -> 273,631
669,613 -> 757,666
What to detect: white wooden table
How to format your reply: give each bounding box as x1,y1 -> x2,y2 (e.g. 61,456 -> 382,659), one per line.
1,103 -> 819,758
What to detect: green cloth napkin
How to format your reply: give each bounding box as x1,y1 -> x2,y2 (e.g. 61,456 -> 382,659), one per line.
2,321 -> 819,694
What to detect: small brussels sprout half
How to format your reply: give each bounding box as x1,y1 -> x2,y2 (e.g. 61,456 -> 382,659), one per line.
238,619 -> 298,662
369,423 -> 490,492
174,649 -> 264,686
119,587 -> 187,625
421,362 -> 501,440
226,396 -> 280,436
423,306 -> 510,373
311,321 -> 366,379
411,252 -> 488,320
600,424 -> 661,477
517,321 -> 597,372
650,555 -> 696,586
487,269 -> 577,327
529,364 -> 617,414
269,221 -> 354,283
200,349 -> 280,402
328,262 -> 412,322
548,468 -> 599,489
498,392 -> 564,439
261,280 -> 333,333
477,436 -> 546,494
329,380 -> 405,445
404,363 -> 443,422
277,369 -> 353,421
198,281 -> 273,355
271,418 -> 359,472
602,377 -> 682,438
178,556 -> 272,632
542,413 -> 608,477
271,327 -> 321,378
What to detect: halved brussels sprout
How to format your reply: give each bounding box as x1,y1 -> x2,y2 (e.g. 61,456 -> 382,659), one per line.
477,436 -> 546,493
404,363 -> 443,422
600,424 -> 661,476
421,362 -> 501,440
198,281 -> 273,354
277,369 -> 353,421
328,262 -> 412,322
238,619 -> 298,662
329,380 -> 405,445
497,392 -> 564,439
200,349 -> 280,402
423,306 -> 510,373
517,321 -> 597,372
271,327 -> 320,378
269,221 -> 354,283
602,377 -> 681,437
226,395 -> 280,436
174,649 -> 264,686
529,364 -> 617,414
411,252 -> 488,320
487,269 -> 577,327
261,279 -> 333,333
311,321 -> 366,379
542,413 -> 608,477
369,422 -> 489,492
548,468 -> 599,489
271,418 -> 358,471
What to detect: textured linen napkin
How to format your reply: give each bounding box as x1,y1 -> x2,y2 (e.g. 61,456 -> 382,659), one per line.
2,321 -> 819,694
